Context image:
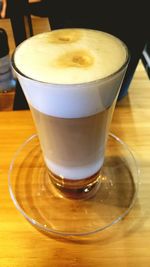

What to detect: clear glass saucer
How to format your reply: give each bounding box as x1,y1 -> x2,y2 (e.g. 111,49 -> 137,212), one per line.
8,133 -> 139,236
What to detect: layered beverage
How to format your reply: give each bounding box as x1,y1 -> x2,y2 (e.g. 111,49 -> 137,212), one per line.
13,29 -> 128,197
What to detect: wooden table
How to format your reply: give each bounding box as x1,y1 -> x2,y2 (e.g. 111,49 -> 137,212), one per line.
0,62 -> 150,267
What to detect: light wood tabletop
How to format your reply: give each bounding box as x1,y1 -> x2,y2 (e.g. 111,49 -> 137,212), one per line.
0,61 -> 150,267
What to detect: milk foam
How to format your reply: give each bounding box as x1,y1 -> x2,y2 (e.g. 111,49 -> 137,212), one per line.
14,29 -> 128,118
45,156 -> 104,180
15,29 -> 127,84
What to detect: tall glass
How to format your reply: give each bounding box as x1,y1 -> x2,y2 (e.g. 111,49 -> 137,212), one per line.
12,29 -> 129,199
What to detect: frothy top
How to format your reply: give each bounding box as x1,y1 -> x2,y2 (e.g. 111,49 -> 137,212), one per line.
14,29 -> 128,118
14,29 -> 127,84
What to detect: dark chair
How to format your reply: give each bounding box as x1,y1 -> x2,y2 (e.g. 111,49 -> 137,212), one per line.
6,0 -> 33,109
7,0 -> 48,110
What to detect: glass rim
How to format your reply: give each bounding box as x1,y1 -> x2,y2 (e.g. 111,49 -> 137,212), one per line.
11,28 -> 130,86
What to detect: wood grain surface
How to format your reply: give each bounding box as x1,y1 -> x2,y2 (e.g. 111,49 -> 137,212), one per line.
0,61 -> 150,267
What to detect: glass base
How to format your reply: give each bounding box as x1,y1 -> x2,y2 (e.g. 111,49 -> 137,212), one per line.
49,169 -> 102,200
8,133 -> 139,236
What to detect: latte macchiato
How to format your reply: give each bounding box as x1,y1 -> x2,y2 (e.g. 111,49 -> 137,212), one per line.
13,28 -> 128,187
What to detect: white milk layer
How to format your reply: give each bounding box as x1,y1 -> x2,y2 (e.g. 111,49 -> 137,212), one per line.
14,29 -> 127,118
45,156 -> 104,180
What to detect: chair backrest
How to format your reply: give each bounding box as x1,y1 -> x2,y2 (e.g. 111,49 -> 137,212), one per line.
7,0 -> 33,109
